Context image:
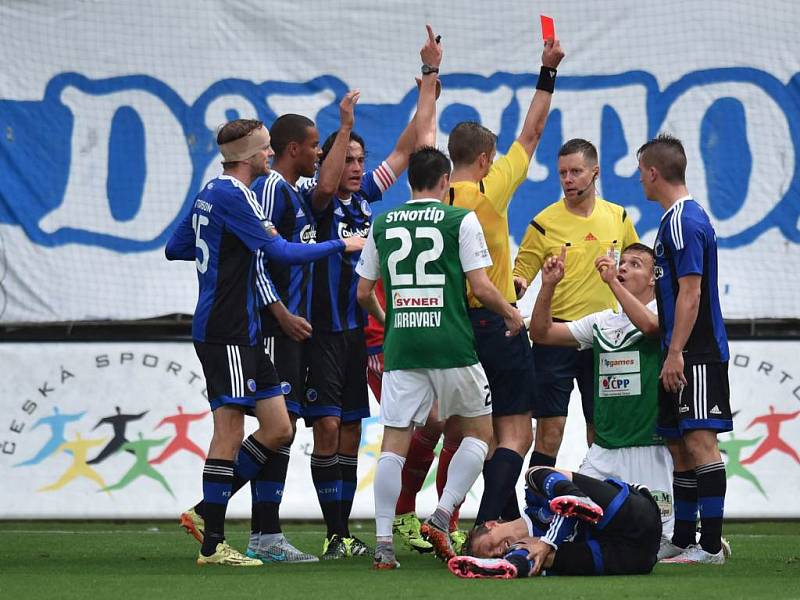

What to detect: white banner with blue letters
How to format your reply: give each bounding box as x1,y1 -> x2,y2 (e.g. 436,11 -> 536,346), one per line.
0,0 -> 799,322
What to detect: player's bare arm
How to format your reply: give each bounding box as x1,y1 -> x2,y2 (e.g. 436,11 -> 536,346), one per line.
595,255 -> 659,336
267,300 -> 312,342
356,276 -> 385,326
529,245 -> 577,346
661,274 -> 701,393
516,38 -> 564,157
415,24 -> 442,149
311,89 -> 360,211
465,268 -> 524,336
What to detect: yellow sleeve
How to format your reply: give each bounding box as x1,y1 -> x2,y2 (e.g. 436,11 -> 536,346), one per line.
622,209 -> 639,248
513,220 -> 545,284
481,141 -> 531,214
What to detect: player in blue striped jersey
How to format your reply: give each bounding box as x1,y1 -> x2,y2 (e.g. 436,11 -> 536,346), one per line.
637,134 -> 731,565
304,92 -> 424,559
165,119 -> 364,566
243,92 -> 361,562
454,468 -> 661,577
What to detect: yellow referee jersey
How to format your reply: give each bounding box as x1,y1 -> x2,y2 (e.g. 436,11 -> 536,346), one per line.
448,141 -> 530,308
513,197 -> 639,321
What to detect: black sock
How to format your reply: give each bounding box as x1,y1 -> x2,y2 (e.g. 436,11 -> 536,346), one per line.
253,445 -> 291,534
339,453 -> 358,538
672,469 -> 698,548
475,448 -> 523,525
200,458 -> 234,556
528,451 -> 557,468
696,462 -> 726,554
525,467 -> 583,500
311,453 -> 344,538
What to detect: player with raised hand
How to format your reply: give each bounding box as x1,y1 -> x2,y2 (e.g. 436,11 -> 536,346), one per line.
306,34 -> 440,560
166,119 -> 363,566
357,24 -> 525,569
442,28 -> 564,530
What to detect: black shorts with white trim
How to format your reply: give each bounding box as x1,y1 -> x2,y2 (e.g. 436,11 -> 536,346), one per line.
194,341 -> 285,411
657,360 -> 732,438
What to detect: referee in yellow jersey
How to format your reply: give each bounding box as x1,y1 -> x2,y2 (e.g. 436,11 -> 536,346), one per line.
447,37 -> 565,526
514,138 -> 639,470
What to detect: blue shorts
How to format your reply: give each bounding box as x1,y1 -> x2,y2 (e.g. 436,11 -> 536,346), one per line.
469,308 -> 536,417
531,343 -> 594,422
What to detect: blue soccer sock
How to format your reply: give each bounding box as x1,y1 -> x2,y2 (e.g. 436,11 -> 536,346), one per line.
201,458 -> 234,556
525,467 -> 583,500
339,453 -> 358,537
696,461 -> 726,554
672,469 -> 698,548
311,453 -> 344,538
252,445 -> 291,535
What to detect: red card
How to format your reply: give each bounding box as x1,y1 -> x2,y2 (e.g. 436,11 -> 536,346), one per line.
540,15 -> 555,41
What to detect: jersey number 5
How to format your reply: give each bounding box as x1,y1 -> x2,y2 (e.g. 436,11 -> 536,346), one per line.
192,214 -> 210,274
385,227 -> 445,286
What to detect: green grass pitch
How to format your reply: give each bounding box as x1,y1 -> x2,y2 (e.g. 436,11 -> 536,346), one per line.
1,521 -> 799,599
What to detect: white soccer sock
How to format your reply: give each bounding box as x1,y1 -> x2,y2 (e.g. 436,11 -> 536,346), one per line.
438,436 -> 489,516
374,451 -> 406,539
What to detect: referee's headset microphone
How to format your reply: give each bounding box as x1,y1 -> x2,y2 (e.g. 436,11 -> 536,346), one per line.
575,172 -> 598,197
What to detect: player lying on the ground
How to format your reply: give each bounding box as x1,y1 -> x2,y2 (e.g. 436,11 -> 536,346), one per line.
448,467 -> 661,577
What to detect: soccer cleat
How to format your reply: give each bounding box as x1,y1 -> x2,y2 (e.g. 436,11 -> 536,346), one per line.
393,512 -> 433,553
256,535 -> 319,563
197,542 -> 262,566
660,544 -> 725,565
420,519 -> 455,562
447,555 -> 518,579
549,494 -> 604,525
179,507 -> 204,543
721,537 -> 732,559
344,536 -> 373,557
449,530 -> 467,555
657,537 -> 687,561
373,545 -> 400,570
322,534 -> 348,560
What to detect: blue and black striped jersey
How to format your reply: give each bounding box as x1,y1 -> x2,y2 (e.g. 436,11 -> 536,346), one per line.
654,197 -> 729,364
251,171 -> 317,333
311,164 -> 394,332
165,175 -> 347,346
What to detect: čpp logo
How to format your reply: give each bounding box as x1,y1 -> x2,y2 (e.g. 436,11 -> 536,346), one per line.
602,376 -> 632,390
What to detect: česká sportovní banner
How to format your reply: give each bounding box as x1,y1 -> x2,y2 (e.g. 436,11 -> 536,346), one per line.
1,340 -> 798,519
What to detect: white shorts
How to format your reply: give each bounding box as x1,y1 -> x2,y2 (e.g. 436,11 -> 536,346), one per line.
380,364 -> 492,428
578,444 -> 675,538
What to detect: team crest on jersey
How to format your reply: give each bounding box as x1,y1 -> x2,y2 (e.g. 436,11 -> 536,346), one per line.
360,199 -> 372,217
246,379 -> 257,393
654,265 -> 664,280
206,182 -> 214,190
280,381 -> 292,396
305,388 -> 318,402
654,240 -> 664,257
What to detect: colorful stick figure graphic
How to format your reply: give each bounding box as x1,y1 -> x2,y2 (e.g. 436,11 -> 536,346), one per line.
719,434 -> 767,497
15,407 -> 86,467
149,406 -> 209,464
87,407 -> 148,465
100,433 -> 174,497
740,406 -> 800,465
37,433 -> 108,492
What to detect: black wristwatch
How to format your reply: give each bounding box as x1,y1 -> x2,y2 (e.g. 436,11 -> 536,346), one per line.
421,64 -> 439,75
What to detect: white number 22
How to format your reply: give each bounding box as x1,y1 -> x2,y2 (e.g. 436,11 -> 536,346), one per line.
385,227 -> 445,286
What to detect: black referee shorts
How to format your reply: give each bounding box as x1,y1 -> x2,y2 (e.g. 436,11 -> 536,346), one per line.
469,307 -> 536,417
